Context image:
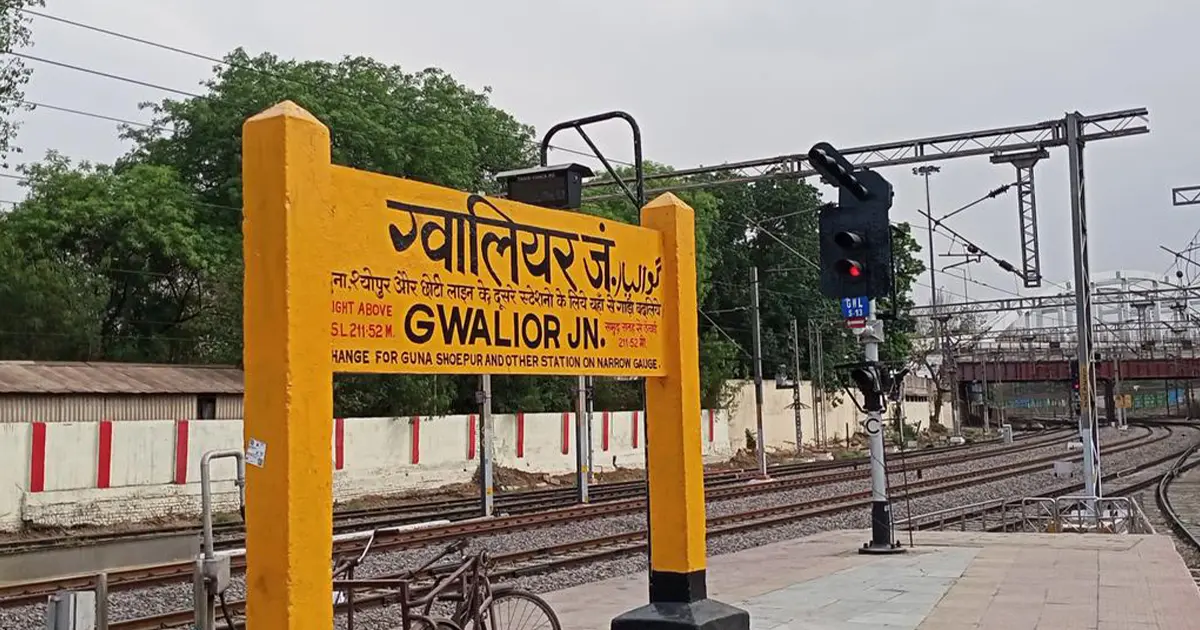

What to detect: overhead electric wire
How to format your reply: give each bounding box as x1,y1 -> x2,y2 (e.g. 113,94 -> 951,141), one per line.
9,10 -> 1024,315
2,96 -> 168,131
698,310 -> 752,359
936,182 -> 1014,223
919,208 -> 1021,281
9,51 -> 202,98
12,9 -> 631,168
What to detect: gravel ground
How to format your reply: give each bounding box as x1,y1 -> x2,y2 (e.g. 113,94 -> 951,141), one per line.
1,425 -> 1190,630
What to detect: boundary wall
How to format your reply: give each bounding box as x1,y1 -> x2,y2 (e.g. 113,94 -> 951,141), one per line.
723,380 -> 945,451
0,409 -> 732,531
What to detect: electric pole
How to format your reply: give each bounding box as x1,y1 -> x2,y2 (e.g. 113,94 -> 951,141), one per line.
750,267 -> 768,478
914,165 -> 959,435
791,318 -> 804,452
477,374 -> 494,516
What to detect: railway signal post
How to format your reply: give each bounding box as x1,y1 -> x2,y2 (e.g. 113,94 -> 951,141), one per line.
850,302 -> 904,554
810,142 -> 903,554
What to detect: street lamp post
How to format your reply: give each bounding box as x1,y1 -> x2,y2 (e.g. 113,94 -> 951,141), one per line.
914,165 -> 959,435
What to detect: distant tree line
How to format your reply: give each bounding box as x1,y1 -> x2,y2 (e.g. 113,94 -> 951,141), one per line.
0,41 -> 925,416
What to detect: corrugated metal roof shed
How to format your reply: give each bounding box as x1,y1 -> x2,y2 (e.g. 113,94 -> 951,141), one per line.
0,361 -> 244,395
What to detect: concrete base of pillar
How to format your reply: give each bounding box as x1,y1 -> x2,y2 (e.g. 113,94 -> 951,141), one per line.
611,599 -> 750,630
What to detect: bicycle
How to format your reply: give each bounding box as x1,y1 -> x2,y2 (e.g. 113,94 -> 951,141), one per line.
332,533 -> 561,630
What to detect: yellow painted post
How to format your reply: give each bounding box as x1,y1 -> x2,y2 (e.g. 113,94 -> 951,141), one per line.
242,101 -> 335,630
612,193 -> 749,630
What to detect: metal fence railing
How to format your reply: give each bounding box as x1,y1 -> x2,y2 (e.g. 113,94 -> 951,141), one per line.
897,495 -> 1155,535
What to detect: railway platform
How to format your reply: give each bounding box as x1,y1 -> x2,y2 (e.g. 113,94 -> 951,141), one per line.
543,529 -> 1200,630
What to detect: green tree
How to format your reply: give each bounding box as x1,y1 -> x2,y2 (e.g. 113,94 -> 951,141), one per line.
695,178 -> 925,397
118,49 -> 540,415
579,163 -> 732,407
0,0 -> 42,163
123,49 -> 535,228
0,227 -> 105,359
2,152 -> 227,361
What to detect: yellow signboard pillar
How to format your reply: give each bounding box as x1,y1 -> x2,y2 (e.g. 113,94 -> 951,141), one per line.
611,193 -> 749,630
242,101 -> 335,630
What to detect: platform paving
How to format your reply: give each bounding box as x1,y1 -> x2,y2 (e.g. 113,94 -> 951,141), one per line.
540,529 -> 1200,630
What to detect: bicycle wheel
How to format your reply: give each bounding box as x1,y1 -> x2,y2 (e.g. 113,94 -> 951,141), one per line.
467,589 -> 561,630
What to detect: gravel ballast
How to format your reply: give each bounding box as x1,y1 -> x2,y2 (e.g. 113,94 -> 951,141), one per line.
2,425 -> 1193,630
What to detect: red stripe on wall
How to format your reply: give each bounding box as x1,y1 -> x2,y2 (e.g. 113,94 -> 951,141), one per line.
708,409 -> 715,443
335,418 -> 345,471
468,414 -> 477,460
561,413 -> 571,454
516,413 -> 525,458
30,422 -> 47,493
411,416 -> 421,464
173,420 -> 189,484
602,411 -> 610,451
632,411 -> 639,449
96,420 -> 113,489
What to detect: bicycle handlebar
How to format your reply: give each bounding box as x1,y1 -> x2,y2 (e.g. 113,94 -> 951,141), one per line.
404,539 -> 471,577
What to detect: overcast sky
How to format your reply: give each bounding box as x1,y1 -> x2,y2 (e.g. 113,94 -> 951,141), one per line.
4,1 -> 1198,306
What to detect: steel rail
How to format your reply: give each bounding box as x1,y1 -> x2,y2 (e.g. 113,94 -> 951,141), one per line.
0,429 -> 1074,607
105,425 -> 1167,630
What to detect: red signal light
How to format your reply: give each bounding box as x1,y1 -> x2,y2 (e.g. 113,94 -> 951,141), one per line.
835,259 -> 864,278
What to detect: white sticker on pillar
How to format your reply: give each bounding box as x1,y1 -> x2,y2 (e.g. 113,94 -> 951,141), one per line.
246,438 -> 267,468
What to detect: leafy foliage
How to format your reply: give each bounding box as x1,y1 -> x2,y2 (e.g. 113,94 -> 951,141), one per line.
121,49 -> 536,222
2,47 -> 929,419
0,0 -> 42,163
0,227 -> 105,359
3,152 -> 224,360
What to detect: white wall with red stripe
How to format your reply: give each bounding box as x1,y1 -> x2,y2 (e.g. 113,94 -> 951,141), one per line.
0,409 -> 733,531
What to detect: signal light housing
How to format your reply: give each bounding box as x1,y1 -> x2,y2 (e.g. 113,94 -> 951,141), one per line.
817,168 -> 894,299
834,230 -> 864,249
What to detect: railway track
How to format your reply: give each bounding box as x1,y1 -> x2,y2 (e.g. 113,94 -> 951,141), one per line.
0,428 -> 1068,557
1155,441 -> 1200,585
15,425 -> 1167,628
0,428 -> 1079,608
900,423 -> 1200,534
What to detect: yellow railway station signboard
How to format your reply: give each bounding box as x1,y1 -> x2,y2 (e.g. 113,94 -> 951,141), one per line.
241,100 -> 740,630
327,167 -> 667,376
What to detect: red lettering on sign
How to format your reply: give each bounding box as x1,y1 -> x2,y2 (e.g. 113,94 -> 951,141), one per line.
357,301 -> 393,317
331,322 -> 394,339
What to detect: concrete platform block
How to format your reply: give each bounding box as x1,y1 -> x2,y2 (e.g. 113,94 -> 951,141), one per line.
611,599 -> 749,630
